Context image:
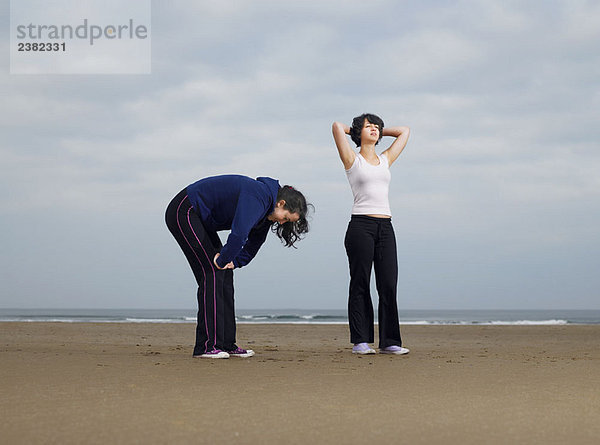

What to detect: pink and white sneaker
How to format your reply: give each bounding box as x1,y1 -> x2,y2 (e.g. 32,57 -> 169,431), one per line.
195,349 -> 230,359
227,347 -> 255,358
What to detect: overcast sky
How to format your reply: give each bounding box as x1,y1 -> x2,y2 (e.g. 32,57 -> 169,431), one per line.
1,0 -> 599,310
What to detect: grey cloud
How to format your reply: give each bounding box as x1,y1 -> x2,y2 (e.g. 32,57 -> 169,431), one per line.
1,0 -> 599,310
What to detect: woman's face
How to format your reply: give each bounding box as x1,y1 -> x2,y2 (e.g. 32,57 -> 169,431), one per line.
360,119 -> 380,144
268,200 -> 300,224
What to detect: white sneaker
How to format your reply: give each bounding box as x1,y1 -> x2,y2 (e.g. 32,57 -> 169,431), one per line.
380,346 -> 410,355
352,343 -> 376,354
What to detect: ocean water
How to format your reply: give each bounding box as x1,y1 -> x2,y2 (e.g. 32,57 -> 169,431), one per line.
1,308 -> 599,325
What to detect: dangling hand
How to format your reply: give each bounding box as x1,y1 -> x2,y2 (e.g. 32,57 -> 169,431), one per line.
214,253 -> 234,270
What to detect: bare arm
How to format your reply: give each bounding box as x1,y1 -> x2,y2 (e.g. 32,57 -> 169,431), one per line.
381,126 -> 410,166
332,121 -> 356,170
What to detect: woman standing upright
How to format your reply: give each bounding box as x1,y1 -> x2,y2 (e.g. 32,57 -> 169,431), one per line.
332,114 -> 410,355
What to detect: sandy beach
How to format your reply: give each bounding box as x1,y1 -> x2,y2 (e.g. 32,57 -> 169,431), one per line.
1,322 -> 599,444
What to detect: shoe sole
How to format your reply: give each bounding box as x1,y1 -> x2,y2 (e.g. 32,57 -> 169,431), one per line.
352,350 -> 376,354
193,353 -> 230,359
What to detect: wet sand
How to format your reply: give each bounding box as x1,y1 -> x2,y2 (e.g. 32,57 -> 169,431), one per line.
1,323 -> 599,444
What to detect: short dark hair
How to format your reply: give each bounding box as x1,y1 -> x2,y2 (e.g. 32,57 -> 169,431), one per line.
350,113 -> 384,147
271,185 -> 312,248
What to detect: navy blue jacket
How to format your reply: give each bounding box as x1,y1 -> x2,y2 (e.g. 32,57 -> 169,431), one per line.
186,175 -> 280,268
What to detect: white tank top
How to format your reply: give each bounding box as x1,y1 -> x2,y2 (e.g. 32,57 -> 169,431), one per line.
345,153 -> 392,216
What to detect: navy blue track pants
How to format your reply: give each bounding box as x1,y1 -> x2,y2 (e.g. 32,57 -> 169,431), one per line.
165,189 -> 237,356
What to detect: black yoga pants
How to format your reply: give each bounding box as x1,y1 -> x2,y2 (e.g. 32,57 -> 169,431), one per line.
344,215 -> 402,348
